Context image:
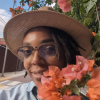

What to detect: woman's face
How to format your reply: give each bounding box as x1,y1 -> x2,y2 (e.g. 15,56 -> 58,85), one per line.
23,28 -> 66,87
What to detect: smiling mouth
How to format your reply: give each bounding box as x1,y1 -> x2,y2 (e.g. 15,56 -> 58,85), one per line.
31,71 -> 50,80
31,72 -> 43,80
33,72 -> 43,76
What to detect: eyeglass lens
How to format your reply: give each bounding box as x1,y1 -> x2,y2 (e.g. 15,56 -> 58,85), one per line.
17,44 -> 56,60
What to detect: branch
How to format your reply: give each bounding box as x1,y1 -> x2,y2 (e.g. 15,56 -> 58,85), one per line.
95,3 -> 100,30
93,46 -> 99,60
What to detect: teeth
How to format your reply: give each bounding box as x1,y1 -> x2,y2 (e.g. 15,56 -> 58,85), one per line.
34,72 -> 43,75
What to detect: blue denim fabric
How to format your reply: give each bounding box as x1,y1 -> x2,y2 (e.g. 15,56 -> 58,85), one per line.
0,81 -> 40,100
0,81 -> 89,100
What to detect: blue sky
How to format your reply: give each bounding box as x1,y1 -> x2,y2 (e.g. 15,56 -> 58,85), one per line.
0,0 -> 26,38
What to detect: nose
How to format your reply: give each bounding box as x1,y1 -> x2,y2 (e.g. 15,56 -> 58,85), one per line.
30,50 -> 44,65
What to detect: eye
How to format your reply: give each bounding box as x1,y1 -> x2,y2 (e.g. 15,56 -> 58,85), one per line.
45,45 -> 56,55
23,49 -> 32,57
19,47 -> 32,58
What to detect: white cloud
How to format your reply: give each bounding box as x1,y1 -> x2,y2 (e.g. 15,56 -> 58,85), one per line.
0,9 -> 11,38
0,9 -> 11,22
50,2 -> 55,7
46,1 -> 55,8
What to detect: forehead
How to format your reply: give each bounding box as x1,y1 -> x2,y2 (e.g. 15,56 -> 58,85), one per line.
23,28 -> 53,46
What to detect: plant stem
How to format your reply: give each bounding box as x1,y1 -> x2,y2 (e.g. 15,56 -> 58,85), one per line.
94,63 -> 98,67
77,0 -> 81,21
95,3 -> 100,30
93,46 -> 99,59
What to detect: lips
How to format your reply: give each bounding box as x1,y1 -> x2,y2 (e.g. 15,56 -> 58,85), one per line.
34,72 -> 43,75
31,70 -> 47,80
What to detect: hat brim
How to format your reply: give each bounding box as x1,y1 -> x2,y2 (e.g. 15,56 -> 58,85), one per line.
3,10 -> 93,61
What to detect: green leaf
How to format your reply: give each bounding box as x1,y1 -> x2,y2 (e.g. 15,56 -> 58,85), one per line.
90,37 -> 95,45
95,57 -> 100,61
84,0 -> 97,13
97,30 -> 100,36
84,18 -> 90,27
70,80 -> 76,87
83,0 -> 89,3
98,48 -> 100,52
72,86 -> 80,95
61,86 -> 68,96
92,41 -> 98,51
94,35 -> 100,41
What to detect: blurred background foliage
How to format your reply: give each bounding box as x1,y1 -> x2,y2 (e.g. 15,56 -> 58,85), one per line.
10,0 -> 100,66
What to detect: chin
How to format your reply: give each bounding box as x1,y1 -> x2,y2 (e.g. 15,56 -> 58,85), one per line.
32,78 -> 42,88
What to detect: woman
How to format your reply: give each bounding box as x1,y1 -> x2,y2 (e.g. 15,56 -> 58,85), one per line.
1,6 -> 93,100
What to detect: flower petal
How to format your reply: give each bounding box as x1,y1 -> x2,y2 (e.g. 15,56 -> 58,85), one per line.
57,0 -> 72,12
49,66 -> 61,79
91,67 -> 100,78
43,70 -> 49,76
87,78 -> 100,88
88,60 -> 94,72
87,93 -> 100,100
88,87 -> 100,95
41,75 -> 52,84
62,95 -> 81,100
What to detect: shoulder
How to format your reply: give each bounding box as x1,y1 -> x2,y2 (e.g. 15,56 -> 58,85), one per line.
0,81 -> 35,100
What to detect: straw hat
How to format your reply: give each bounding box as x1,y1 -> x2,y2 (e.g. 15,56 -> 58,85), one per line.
3,6 -> 93,61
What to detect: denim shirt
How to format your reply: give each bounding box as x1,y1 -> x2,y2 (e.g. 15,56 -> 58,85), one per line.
0,81 -> 40,100
0,81 -> 89,100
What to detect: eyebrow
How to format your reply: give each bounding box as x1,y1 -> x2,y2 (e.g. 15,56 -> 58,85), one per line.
23,39 -> 54,46
23,42 -> 30,46
40,38 -> 54,44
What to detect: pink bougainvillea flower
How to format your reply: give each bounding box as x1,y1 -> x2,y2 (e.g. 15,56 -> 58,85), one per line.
61,65 -> 77,85
87,67 -> 100,100
76,63 -> 89,80
57,0 -> 72,12
43,70 -> 49,76
91,67 -> 100,81
15,6 -> 20,11
29,3 -> 32,7
9,8 -> 15,17
91,67 -> 100,78
86,93 -> 100,100
92,32 -> 96,36
43,66 -> 66,88
88,60 -> 94,72
41,75 -> 52,85
75,56 -> 94,77
64,89 -> 72,96
62,95 -> 81,100
43,66 -> 61,80
87,78 -> 100,88
15,6 -> 23,11
37,81 -> 58,99
62,56 -> 92,81
9,8 -> 13,12
55,77 -> 66,88
76,56 -> 88,65
38,66 -> 66,100
46,93 -> 62,100
88,87 -> 100,95
75,56 -> 90,80
20,7 -> 23,11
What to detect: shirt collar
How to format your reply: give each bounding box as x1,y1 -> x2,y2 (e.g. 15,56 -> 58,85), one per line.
27,81 -> 35,92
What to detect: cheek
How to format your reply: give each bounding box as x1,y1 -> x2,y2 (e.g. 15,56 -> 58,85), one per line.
46,55 -> 66,69
23,61 -> 30,71
24,62 -> 32,78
